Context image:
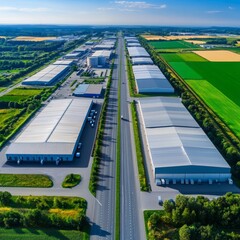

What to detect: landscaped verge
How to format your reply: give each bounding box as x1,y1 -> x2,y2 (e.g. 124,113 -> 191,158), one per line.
0,174 -> 53,188
131,102 -> 150,191
62,174 -> 81,188
88,62 -> 114,196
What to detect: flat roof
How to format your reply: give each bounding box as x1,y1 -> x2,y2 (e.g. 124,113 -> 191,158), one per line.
132,57 -> 153,65
73,84 -> 103,96
128,43 -> 141,47
92,50 -> 112,58
132,65 -> 174,93
128,47 -> 150,58
53,60 -> 74,66
6,99 -> 92,155
23,65 -> 69,85
139,97 -> 230,170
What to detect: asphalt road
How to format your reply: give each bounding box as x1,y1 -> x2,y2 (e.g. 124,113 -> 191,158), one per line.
119,36 -> 145,240
90,38 -> 120,240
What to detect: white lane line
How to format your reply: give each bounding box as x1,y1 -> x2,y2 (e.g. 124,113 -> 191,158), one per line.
96,198 -> 102,206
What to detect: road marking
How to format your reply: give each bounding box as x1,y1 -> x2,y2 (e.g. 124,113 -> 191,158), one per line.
96,198 -> 102,206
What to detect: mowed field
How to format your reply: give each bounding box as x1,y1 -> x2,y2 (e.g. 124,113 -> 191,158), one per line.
161,51 -> 240,137
12,36 -> 57,42
149,40 -> 198,50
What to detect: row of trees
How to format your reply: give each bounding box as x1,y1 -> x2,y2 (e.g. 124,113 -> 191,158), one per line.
147,194 -> 240,240
139,36 -> 240,180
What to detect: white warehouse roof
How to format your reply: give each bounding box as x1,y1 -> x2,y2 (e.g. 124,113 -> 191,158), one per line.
53,60 -> 74,66
128,43 -> 141,47
127,47 -> 150,58
23,65 -> 69,85
139,97 -> 230,171
92,50 -> 112,59
132,57 -> 153,65
132,65 -> 174,93
6,99 -> 92,156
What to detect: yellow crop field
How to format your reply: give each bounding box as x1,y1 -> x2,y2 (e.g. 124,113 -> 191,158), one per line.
12,36 -> 57,41
193,50 -> 240,62
184,40 -> 206,45
141,35 -> 166,40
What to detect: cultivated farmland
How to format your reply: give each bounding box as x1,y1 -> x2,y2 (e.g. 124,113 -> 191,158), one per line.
161,51 -> 240,137
193,50 -> 240,62
12,36 -> 57,42
149,40 -> 198,50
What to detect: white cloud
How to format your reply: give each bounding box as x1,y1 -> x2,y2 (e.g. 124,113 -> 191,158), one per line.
98,7 -> 115,11
114,1 -> 166,9
206,10 -> 222,14
0,6 -> 49,12
228,6 -> 234,10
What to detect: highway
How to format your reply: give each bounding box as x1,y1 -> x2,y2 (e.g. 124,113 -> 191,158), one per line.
119,36 -> 145,240
90,36 -> 121,240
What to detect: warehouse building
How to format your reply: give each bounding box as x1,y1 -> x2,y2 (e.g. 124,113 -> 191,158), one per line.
138,97 -> 231,185
132,57 -> 153,65
73,84 -> 103,98
132,65 -> 174,93
127,42 -> 141,47
127,47 -> 150,58
87,50 -> 112,67
52,59 -> 75,66
6,99 -> 93,164
22,64 -> 70,86
64,52 -> 82,59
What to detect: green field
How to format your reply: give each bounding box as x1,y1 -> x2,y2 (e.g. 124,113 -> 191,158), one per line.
0,88 -> 43,102
161,52 -> 207,62
0,228 -> 89,240
163,52 -> 240,137
149,40 -> 198,50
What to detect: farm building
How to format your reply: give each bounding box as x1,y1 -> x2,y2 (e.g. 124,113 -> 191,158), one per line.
73,84 -> 103,98
22,64 -> 70,86
138,97 -> 231,184
6,99 -> 93,164
132,65 -> 174,93
127,47 -> 150,58
132,57 -> 153,65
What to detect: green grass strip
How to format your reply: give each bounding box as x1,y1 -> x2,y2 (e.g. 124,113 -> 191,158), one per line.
131,103 -> 150,191
0,174 -> 53,188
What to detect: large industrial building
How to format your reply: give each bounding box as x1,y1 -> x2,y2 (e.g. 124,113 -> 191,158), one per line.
22,64 -> 70,86
73,84 -> 103,98
132,57 -> 153,65
6,99 -> 93,164
138,97 -> 231,184
127,47 -> 150,58
132,65 -> 174,93
52,59 -> 75,66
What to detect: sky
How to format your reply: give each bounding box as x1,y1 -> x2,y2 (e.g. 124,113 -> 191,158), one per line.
0,0 -> 239,27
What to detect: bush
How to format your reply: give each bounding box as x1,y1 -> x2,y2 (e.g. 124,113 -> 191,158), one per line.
62,174 -> 81,188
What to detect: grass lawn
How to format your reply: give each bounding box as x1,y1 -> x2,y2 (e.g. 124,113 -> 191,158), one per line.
84,78 -> 104,84
149,40 -> 198,50
0,228 -> 89,240
0,174 -> 53,188
62,174 -> 81,188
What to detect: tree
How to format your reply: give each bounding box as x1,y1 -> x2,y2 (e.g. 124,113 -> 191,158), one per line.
0,191 -> 12,206
179,224 -> 192,240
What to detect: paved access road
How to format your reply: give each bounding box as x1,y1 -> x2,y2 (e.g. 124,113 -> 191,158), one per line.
90,37 -> 120,240
119,36 -> 146,240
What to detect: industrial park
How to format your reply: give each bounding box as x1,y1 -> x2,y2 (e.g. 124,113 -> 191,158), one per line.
0,6 -> 240,239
